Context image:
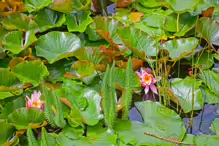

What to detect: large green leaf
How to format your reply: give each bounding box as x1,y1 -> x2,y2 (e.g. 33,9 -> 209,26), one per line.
210,118 -> 219,135
72,60 -> 96,78
199,70 -> 219,94
61,80 -> 103,126
0,68 -> 20,92
7,107 -> 45,129
196,17 -> 219,46
201,86 -> 219,104
117,27 -> 158,59
66,11 -> 93,32
0,120 -> 16,145
2,31 -> 37,54
35,31 -> 81,64
57,131 -> 117,146
165,0 -> 199,13
194,135 -> 219,146
34,8 -> 66,32
164,12 -> 198,36
115,101 -> 186,145
160,38 -> 199,60
138,0 -> 162,8
90,17 -> 123,47
24,0 -> 53,12
195,51 -> 214,69
12,61 -> 49,86
1,13 -> 38,31
0,26 -> 9,44
171,77 -> 203,113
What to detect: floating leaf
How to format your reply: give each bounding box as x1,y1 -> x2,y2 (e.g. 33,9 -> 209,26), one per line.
201,86 -> 219,104
165,0 -> 199,13
138,0 -> 162,8
0,120 -> 16,145
7,108 -> 45,129
199,70 -> 219,94
129,12 -> 144,24
196,17 -> 219,46
161,38 -> 199,60
171,77 -> 203,113
194,135 -> 219,146
115,101 -> 186,145
90,17 -> 123,47
66,11 -> 93,32
24,0 -> 53,12
117,27 -> 158,59
164,12 -> 198,36
72,60 -> 96,78
195,51 -> 214,69
34,8 -> 66,32
0,68 -> 20,92
35,31 -> 81,64
12,61 -> 49,86
210,118 -> 219,135
2,31 -> 37,54
1,13 -> 38,31
0,26 -> 9,44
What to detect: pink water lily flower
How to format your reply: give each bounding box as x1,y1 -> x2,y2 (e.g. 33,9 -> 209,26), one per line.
136,68 -> 158,94
26,90 -> 44,110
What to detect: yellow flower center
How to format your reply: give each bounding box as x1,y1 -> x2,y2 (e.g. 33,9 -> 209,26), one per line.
32,101 -> 41,108
143,75 -> 152,84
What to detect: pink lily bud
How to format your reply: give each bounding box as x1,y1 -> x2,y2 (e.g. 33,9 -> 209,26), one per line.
26,90 -> 44,110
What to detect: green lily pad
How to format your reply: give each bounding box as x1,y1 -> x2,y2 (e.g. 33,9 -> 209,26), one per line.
165,0 -> 199,13
57,130 -> 117,146
61,80 -> 103,126
194,135 -> 219,146
72,60 -> 96,78
40,127 -> 57,146
0,120 -> 16,145
62,126 -> 84,140
117,27 -> 158,59
2,31 -> 37,54
210,118 -> 219,135
0,26 -> 9,44
7,107 -> 45,130
90,17 -> 123,47
171,77 -> 203,113
66,11 -> 93,33
34,8 -> 66,32
1,13 -> 38,31
138,0 -> 162,7
164,12 -> 198,36
24,0 -> 53,12
115,101 -> 186,145
35,31 -> 81,64
199,70 -> 219,94
196,17 -> 219,46
160,37 -> 199,61
0,68 -> 20,92
195,51 -> 214,69
201,86 -> 219,104
12,60 -> 49,86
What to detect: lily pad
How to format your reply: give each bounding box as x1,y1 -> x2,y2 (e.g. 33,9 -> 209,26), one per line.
160,37 -> 199,61
201,86 -> 219,104
115,101 -> 186,145
0,26 -> 9,44
7,107 -> 45,129
12,60 -> 49,86
195,51 -> 214,69
117,27 -> 158,59
138,0 -> 162,8
34,8 -> 66,32
24,0 -> 53,12
0,68 -> 20,92
194,135 -> 219,146
196,17 -> 219,46
170,77 -> 203,113
1,13 -> 38,31
210,118 -> 219,135
2,31 -> 37,54
0,120 -> 16,145
72,60 -> 96,78
199,70 -> 219,94
165,0 -> 199,13
66,11 -> 93,32
35,31 -> 81,64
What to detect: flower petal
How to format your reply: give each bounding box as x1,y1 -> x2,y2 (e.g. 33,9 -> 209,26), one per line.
26,96 -> 32,108
150,84 -> 158,94
144,85 -> 149,94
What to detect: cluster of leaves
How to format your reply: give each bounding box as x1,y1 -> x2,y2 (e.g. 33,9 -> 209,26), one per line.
1,0 -> 219,145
